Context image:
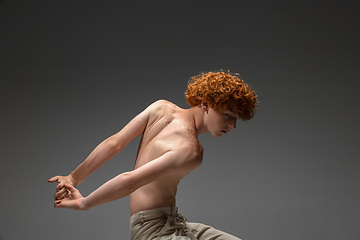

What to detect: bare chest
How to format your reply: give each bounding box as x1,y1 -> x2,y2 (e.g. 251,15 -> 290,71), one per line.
134,116 -> 199,171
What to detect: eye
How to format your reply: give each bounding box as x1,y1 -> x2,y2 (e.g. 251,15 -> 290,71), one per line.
224,113 -> 233,118
224,112 -> 237,120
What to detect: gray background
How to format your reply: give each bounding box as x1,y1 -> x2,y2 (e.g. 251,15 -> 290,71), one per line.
1,0 -> 359,240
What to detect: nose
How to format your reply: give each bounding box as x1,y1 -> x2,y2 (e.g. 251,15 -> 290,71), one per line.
228,119 -> 236,129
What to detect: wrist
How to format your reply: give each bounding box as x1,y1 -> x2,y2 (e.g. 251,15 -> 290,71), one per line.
68,174 -> 78,187
80,197 -> 90,211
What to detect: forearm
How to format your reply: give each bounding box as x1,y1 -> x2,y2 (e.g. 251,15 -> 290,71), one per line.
70,138 -> 123,186
82,172 -> 135,210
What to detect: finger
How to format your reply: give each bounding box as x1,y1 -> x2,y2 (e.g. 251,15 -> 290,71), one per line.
63,184 -> 83,200
58,190 -> 70,200
56,182 -> 65,190
64,184 -> 77,193
54,199 -> 61,208
48,176 -> 59,183
55,188 -> 68,199
54,187 -> 66,197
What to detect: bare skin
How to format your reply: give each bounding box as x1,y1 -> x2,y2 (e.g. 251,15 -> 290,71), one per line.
48,100 -> 237,214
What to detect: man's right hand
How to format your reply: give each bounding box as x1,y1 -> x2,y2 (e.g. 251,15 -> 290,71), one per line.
48,175 -> 75,200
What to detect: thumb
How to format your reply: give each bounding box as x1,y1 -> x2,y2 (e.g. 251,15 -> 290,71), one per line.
48,176 -> 59,183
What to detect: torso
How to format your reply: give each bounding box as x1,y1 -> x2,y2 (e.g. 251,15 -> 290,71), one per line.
129,101 -> 203,215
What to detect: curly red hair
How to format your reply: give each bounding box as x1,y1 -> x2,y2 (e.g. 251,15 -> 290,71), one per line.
185,70 -> 258,121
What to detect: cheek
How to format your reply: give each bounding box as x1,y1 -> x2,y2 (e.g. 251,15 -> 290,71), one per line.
205,115 -> 215,130
208,116 -> 222,129
205,109 -> 224,131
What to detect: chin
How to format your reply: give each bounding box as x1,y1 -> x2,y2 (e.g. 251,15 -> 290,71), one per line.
212,132 -> 223,138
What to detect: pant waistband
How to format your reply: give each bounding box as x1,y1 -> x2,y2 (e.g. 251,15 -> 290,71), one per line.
130,206 -> 178,226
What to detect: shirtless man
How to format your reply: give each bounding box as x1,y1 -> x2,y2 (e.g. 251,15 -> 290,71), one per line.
48,70 -> 258,240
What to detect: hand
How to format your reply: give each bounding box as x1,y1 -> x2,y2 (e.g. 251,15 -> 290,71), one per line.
54,184 -> 87,211
48,175 -> 75,200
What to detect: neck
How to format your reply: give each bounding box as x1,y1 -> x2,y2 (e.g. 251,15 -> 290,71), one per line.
187,106 -> 208,136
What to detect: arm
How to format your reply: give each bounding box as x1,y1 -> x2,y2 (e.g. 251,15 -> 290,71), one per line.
54,144 -> 202,210
48,102 -> 155,199
68,110 -> 149,186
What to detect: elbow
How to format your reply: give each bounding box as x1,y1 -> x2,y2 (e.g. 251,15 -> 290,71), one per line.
119,172 -> 139,194
103,137 -> 123,153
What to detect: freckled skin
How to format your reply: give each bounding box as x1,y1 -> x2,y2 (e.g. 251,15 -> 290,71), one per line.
129,101 -> 238,214
130,101 -> 203,214
48,100 -> 237,214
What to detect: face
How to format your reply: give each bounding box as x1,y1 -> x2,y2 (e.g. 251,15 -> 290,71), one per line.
202,103 -> 237,138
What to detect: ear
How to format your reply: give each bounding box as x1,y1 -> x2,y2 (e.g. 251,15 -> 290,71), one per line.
201,101 -> 209,113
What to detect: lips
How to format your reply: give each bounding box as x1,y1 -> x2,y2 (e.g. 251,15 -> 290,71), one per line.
221,130 -> 228,134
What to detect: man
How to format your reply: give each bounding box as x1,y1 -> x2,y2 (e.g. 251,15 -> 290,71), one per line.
48,70 -> 258,240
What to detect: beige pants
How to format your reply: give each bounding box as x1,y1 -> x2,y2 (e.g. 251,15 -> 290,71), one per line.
130,206 -> 241,240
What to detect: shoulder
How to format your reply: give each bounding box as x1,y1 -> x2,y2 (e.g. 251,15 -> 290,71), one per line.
144,99 -> 177,125
123,100 -> 173,134
146,99 -> 175,112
